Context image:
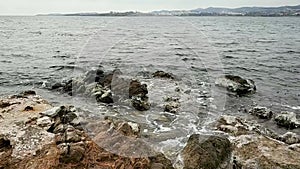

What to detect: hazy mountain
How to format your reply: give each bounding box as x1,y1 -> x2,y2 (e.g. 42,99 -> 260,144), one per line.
39,5 -> 300,16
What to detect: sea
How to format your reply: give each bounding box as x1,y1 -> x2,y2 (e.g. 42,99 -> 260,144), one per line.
0,16 -> 299,164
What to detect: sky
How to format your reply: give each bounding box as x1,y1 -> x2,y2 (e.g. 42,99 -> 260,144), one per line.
0,0 -> 299,15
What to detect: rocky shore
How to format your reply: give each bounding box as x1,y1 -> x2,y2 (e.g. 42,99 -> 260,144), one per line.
1,69 -> 300,169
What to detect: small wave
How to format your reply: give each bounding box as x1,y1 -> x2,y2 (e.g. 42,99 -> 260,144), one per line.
283,105 -> 300,110
225,49 -> 258,53
11,54 -> 33,58
254,40 -> 277,43
175,53 -> 189,57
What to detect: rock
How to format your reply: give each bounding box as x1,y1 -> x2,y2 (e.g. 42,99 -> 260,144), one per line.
51,82 -> 63,90
274,111 -> 299,129
248,106 -> 273,119
129,80 -> 148,98
96,90 -> 114,103
83,68 -> 105,84
116,122 -> 140,137
132,97 -> 150,111
215,75 -> 256,95
288,143 -> 300,152
182,134 -> 232,169
164,101 -> 180,113
0,100 -> 10,108
21,90 -> 36,96
279,132 -> 300,145
153,71 -> 175,79
36,116 -> 52,128
40,107 -> 62,118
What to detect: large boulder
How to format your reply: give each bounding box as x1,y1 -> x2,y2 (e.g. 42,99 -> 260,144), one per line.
215,75 -> 256,95
182,134 -> 232,169
274,111 -> 300,129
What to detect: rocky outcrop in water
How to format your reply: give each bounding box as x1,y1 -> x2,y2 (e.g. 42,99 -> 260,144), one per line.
248,106 -> 273,119
274,111 -> 300,129
50,68 -> 151,111
215,75 -> 256,96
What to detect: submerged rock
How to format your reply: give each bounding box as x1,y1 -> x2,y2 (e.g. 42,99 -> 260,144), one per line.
248,106 -> 273,119
215,75 -> 256,95
274,111 -> 299,129
182,134 -> 232,169
153,70 -> 175,79
131,97 -> 150,111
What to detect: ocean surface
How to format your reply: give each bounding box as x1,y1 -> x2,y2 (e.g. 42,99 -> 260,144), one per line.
0,16 -> 299,163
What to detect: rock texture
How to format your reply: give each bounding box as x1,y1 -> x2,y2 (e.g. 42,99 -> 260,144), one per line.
274,111 -> 300,129
215,115 -> 300,169
182,134 -> 232,169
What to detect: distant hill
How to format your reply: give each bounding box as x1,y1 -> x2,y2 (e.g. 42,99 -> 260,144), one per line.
152,5 -> 300,16
38,5 -> 300,16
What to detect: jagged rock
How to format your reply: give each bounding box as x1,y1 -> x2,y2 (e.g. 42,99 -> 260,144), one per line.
274,111 -> 299,129
279,132 -> 300,145
164,101 -> 180,113
129,80 -> 148,98
182,134 -> 232,169
40,107 -> 62,118
116,122 -> 140,137
132,97 -> 150,111
215,75 -> 256,95
95,90 -> 114,103
153,71 -> 175,79
248,106 -> 273,119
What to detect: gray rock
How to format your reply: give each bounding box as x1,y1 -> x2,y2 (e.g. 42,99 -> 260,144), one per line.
249,106 -> 273,119
279,132 -> 300,145
40,107 -> 61,118
164,101 -> 180,113
215,75 -> 256,95
274,111 -> 299,129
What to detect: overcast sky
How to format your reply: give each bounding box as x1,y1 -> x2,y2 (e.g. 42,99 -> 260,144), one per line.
0,0 -> 299,15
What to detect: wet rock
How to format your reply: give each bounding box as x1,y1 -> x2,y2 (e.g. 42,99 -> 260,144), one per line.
182,134 -> 232,169
131,97 -> 150,111
215,75 -> 256,95
274,111 -> 300,129
95,90 -> 114,104
51,82 -> 63,90
98,69 -> 122,88
153,70 -> 175,79
129,80 -> 148,98
21,90 -> 36,96
164,101 -> 180,113
279,132 -> 300,145
83,68 -> 105,84
248,106 -> 273,119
